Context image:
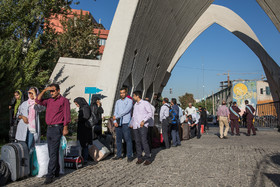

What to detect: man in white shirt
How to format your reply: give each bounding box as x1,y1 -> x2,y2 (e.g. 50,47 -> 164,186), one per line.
145,97 -> 155,151
159,98 -> 170,149
185,103 -> 197,116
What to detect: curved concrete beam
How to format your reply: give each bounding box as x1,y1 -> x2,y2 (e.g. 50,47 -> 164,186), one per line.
167,4 -> 280,101
168,4 -> 262,72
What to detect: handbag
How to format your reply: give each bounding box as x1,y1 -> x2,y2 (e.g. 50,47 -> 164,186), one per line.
85,110 -> 99,128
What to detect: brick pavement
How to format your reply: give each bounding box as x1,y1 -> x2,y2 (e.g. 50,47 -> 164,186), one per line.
6,127 -> 280,187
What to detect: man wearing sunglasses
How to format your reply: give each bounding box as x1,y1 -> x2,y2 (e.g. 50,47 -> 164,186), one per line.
36,83 -> 71,184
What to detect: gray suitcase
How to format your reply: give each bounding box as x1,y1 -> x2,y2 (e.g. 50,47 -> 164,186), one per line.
1,142 -> 30,181
65,141 -> 82,157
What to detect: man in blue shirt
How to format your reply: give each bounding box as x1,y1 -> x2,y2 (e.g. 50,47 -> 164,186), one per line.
113,87 -> 133,162
170,98 -> 181,147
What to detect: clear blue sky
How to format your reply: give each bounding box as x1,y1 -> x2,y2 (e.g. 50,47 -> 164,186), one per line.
72,0 -> 280,101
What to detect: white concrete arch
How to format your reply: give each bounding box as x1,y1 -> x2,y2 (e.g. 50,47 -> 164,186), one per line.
167,4 -> 280,101
168,4 -> 262,72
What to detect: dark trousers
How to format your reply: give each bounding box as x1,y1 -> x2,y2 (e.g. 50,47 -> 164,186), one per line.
230,119 -> 239,134
46,125 -> 63,178
171,123 -> 181,146
115,123 -> 133,158
133,127 -> 151,161
147,126 -> 153,151
190,126 -> 196,138
247,119 -> 256,135
197,123 -> 201,138
162,119 -> 170,148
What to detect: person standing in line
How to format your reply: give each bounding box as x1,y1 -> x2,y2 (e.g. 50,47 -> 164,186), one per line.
9,90 -> 25,125
130,91 -> 153,165
185,103 -> 197,116
170,98 -> 181,147
145,97 -> 155,151
74,97 -> 92,164
36,84 -> 71,184
244,100 -> 256,136
229,102 -> 241,136
178,104 -> 184,140
217,101 -> 230,139
198,106 -> 206,138
112,87 -> 134,162
90,96 -> 104,137
159,98 -> 170,149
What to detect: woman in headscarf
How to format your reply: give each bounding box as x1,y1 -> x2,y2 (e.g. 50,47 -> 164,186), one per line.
15,87 -> 45,149
90,96 -> 104,137
9,90 -> 24,125
74,97 -> 92,163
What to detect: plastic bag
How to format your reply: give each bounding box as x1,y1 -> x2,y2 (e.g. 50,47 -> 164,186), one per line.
35,143 -> 49,177
30,148 -> 39,176
59,136 -> 67,174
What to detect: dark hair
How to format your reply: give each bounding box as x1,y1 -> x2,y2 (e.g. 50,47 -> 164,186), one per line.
120,87 -> 128,92
133,91 -> 142,99
163,98 -> 169,103
49,83 -> 60,91
233,101 -> 237,105
171,98 -> 177,105
245,100 -> 249,104
188,115 -> 192,119
145,97 -> 150,102
15,90 -> 21,95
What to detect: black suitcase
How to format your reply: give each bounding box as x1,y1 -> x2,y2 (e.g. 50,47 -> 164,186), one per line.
0,160 -> 10,186
1,142 -> 30,181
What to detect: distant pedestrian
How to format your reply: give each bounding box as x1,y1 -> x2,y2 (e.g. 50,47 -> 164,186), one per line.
144,97 -> 155,151
112,87 -> 133,162
198,106 -> 207,138
178,104 -> 185,140
159,98 -> 170,149
74,97 -> 92,164
130,91 -> 153,165
217,101 -> 230,139
244,100 -> 256,136
170,98 -> 181,147
188,112 -> 200,138
229,102 -> 241,136
36,84 -> 71,184
185,103 -> 197,116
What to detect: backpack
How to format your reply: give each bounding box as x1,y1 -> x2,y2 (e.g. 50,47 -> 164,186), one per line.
85,109 -> 99,128
168,107 -> 178,125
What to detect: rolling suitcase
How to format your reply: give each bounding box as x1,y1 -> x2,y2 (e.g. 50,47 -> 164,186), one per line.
65,141 -> 82,157
182,123 -> 190,140
0,160 -> 10,186
1,142 -> 30,181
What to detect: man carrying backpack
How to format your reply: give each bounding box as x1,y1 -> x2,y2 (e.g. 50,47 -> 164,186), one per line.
170,98 -> 181,147
159,98 -> 170,149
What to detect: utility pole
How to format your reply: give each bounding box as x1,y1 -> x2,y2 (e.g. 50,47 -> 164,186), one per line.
212,91 -> 214,115
202,61 -> 205,107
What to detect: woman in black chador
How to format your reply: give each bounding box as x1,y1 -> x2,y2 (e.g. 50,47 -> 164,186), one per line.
90,96 -> 104,137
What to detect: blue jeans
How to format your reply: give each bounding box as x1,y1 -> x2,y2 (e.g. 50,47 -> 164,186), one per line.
26,130 -> 34,150
171,123 -> 181,146
115,123 -> 133,158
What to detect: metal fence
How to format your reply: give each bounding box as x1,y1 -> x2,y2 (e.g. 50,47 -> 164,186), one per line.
254,101 -> 280,128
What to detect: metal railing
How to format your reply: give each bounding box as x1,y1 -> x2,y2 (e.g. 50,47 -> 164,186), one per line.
254,101 -> 280,128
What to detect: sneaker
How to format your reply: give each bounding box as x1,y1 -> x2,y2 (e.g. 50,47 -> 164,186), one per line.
112,156 -> 122,160
136,159 -> 144,165
143,160 -> 152,166
43,177 -> 54,185
252,134 -> 256,136
246,134 -> 250,136
127,157 -> 134,163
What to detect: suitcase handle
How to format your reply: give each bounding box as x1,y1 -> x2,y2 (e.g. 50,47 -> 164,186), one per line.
21,158 -> 27,167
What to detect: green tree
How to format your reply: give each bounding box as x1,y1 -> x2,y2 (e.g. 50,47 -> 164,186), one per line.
55,10 -> 100,59
179,92 -> 196,109
0,0 -> 78,141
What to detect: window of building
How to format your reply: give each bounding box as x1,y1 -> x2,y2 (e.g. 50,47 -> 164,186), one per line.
99,39 -> 106,46
260,88 -> 263,94
266,87 -> 271,95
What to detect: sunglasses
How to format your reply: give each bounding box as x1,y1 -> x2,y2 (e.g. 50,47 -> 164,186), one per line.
50,90 -> 56,93
28,92 -> 33,95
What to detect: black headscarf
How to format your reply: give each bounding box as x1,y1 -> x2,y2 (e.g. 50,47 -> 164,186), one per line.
74,97 -> 91,120
90,96 -> 100,106
74,97 -> 89,108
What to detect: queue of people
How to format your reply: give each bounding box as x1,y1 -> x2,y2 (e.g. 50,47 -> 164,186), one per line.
7,83 -> 256,185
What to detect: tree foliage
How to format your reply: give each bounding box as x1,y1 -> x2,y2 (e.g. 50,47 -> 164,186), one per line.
179,92 -> 196,109
0,0 -> 100,140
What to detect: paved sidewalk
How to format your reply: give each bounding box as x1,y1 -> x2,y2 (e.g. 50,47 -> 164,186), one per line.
6,127 -> 280,187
